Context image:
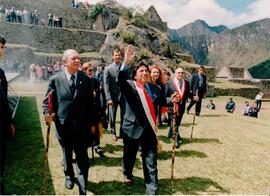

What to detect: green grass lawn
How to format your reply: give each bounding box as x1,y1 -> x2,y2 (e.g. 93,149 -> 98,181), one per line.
3,97 -> 55,195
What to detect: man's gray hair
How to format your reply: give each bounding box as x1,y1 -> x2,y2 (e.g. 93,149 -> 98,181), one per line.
62,49 -> 78,61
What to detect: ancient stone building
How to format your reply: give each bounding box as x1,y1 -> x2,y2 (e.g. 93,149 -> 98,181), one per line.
217,66 -> 253,80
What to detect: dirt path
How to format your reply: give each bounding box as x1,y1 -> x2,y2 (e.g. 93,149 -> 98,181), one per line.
10,79 -> 270,194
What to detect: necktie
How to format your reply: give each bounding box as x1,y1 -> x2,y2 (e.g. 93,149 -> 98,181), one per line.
179,80 -> 182,91
70,75 -> 76,95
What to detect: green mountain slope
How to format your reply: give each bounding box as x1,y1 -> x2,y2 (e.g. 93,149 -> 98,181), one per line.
249,59 -> 270,79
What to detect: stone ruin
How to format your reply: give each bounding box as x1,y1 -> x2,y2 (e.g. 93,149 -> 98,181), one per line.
144,6 -> 167,32
216,66 -> 270,97
216,66 -> 253,80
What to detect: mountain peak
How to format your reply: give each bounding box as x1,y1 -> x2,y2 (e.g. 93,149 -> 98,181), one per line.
174,19 -> 228,38
193,19 -> 209,27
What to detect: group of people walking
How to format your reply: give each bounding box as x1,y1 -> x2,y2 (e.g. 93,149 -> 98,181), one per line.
1,33 -> 266,194
41,44 -> 207,194
0,37 -> 209,194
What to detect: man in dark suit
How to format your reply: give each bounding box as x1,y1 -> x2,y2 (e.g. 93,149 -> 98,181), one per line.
117,45 -> 163,195
43,49 -> 97,195
187,65 -> 207,116
165,67 -> 194,147
104,48 -> 126,141
0,35 -> 16,194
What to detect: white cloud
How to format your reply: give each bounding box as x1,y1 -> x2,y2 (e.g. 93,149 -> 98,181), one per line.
90,0 -> 270,29
248,0 -> 270,20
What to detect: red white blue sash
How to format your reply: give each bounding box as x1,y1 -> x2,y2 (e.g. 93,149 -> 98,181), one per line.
134,81 -> 157,134
173,78 -> 186,101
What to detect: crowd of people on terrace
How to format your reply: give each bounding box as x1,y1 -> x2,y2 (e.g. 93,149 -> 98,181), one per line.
0,6 -> 63,28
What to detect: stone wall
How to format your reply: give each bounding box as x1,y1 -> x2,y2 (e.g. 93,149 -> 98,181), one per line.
185,83 -> 258,99
207,84 -> 215,97
229,67 -> 244,78
214,87 -> 259,99
231,79 -> 270,97
202,82 -> 259,99
175,53 -> 193,63
0,22 -> 106,53
148,21 -> 167,32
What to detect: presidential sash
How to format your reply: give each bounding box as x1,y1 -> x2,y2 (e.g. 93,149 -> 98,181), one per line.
173,78 -> 186,101
134,81 -> 157,134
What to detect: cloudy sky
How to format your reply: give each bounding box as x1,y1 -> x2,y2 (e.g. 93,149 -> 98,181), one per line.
89,0 -> 270,29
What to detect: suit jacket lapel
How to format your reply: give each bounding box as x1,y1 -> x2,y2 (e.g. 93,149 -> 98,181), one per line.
59,71 -> 73,98
130,81 -> 140,102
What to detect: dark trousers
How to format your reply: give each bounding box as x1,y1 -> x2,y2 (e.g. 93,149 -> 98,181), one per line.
108,98 -> 125,137
0,138 -> 6,194
187,96 -> 203,115
93,125 -> 100,147
255,100 -> 262,110
122,129 -> 158,195
48,19 -> 53,27
56,121 -> 89,195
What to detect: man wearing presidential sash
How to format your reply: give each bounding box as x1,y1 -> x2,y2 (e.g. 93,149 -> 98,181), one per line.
165,67 -> 196,148
117,45 -> 163,195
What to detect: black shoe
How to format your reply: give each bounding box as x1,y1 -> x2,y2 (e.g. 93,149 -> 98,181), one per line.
196,112 -> 200,116
94,146 -> 104,157
65,177 -> 74,190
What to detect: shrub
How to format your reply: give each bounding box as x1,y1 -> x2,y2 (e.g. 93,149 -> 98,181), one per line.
120,31 -> 136,44
138,49 -> 150,60
88,4 -> 103,21
131,15 -> 148,28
